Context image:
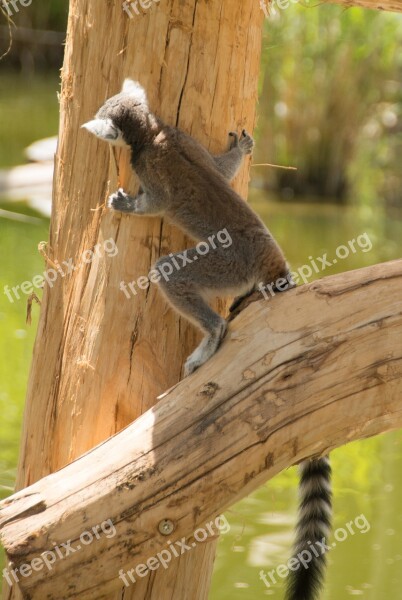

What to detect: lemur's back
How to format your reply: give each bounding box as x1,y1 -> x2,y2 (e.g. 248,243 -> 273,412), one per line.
136,124 -> 280,252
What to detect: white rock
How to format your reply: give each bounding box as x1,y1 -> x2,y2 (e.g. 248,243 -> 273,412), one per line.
25,136 -> 58,163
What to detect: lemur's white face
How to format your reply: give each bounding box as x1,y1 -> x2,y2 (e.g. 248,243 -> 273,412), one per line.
81,79 -> 148,146
82,118 -> 127,146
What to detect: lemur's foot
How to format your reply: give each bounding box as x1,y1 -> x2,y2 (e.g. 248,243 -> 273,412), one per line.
228,130 -> 254,155
108,188 -> 134,213
183,320 -> 227,377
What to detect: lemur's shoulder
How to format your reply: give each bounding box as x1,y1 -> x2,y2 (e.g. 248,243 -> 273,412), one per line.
165,127 -> 221,174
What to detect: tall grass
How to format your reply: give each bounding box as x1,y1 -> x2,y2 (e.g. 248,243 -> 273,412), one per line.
255,5 -> 402,209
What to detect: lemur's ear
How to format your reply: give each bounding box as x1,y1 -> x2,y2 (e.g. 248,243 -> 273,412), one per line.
121,78 -> 148,106
81,118 -> 120,142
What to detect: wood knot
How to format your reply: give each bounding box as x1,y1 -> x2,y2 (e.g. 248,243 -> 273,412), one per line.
197,382 -> 220,399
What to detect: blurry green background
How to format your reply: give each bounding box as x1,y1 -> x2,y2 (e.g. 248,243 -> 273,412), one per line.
0,1 -> 401,599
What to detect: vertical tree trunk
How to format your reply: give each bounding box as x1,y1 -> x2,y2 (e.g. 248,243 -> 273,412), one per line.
2,1 -> 263,598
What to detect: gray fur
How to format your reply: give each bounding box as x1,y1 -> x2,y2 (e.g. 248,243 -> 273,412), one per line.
83,79 -> 290,376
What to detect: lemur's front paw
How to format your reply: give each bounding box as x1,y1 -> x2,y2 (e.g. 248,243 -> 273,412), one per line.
108,188 -> 132,212
228,130 -> 254,155
238,129 -> 254,155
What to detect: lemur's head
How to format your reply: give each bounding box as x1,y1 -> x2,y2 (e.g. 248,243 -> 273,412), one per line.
82,79 -> 150,147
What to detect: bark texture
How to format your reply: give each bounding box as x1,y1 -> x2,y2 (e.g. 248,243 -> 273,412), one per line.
1,260 -> 401,600
1,1 -> 263,599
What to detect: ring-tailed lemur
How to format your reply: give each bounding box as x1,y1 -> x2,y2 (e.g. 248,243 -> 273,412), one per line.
82,79 -> 332,600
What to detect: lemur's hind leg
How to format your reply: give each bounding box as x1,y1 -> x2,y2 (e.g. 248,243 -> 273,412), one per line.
213,130 -> 254,181
229,287 -> 256,313
154,249 -> 243,376
183,315 -> 227,377
159,278 -> 227,377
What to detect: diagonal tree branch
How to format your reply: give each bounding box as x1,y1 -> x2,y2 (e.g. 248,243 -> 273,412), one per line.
1,260 -> 401,600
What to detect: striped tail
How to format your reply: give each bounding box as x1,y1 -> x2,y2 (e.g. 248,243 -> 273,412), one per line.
286,456 -> 332,600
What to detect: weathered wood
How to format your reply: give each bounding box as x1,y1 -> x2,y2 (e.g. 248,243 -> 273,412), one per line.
1,260 -> 401,600
2,2 -> 264,600
327,0 -> 402,12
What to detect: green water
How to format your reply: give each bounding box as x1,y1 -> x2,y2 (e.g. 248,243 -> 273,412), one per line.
0,76 -> 402,599
0,73 -> 60,167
